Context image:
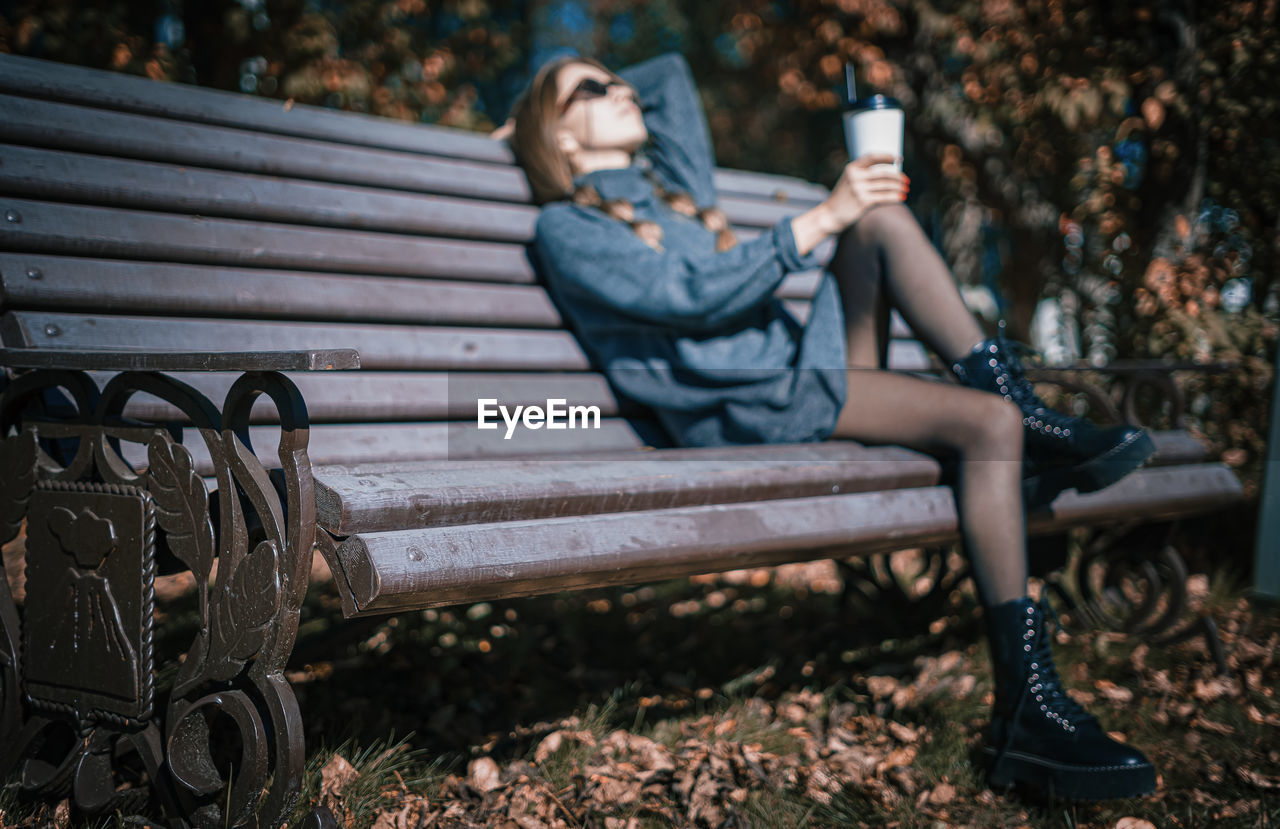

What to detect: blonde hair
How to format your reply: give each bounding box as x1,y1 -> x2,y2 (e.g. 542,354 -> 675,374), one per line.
507,55 -> 738,253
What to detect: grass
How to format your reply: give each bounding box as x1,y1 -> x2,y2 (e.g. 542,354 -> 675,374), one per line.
3,535 -> 1279,828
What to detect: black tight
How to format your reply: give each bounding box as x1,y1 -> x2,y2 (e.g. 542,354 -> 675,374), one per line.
826,204 -> 1029,607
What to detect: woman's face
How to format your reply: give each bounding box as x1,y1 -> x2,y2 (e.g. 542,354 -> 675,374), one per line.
554,62 -> 647,159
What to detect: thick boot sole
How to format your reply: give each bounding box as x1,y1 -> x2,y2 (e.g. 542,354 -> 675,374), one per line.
1024,429 -> 1156,508
984,745 -> 1157,800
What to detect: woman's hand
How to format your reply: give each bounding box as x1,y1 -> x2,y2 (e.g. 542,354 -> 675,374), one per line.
822,154 -> 909,230
490,118 -> 515,141
789,154 -> 908,257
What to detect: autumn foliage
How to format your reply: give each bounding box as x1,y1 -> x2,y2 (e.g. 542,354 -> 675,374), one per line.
2,0 -> 1277,495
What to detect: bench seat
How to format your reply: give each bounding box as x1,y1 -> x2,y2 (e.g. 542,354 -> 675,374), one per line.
333,461 -> 1243,614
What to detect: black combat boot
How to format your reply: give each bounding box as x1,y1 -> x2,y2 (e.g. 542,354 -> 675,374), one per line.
984,596 -> 1156,800
952,331 -> 1155,507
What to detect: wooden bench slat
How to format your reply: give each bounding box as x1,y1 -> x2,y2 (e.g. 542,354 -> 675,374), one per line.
115,419 -> 661,473
0,93 -> 533,202
332,461 -> 1243,614
102,370 -> 629,423
4,311 -> 592,371
0,254 -> 562,327
313,430 -> 1210,534
711,169 -> 828,204
314,443 -> 940,534
336,486 -> 961,613
0,54 -> 830,206
2,143 -> 540,242
0,53 -> 513,164
1,347 -> 358,372
0,198 -> 537,281
3,144 -> 817,236
0,199 -> 836,283
0,253 -> 833,328
1025,462 -> 1244,530
6,310 -> 932,377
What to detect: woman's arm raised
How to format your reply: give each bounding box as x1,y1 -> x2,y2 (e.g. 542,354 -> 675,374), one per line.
616,52 -> 719,210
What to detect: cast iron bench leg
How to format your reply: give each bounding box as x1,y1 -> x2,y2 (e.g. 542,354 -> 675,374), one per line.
0,368 -> 313,829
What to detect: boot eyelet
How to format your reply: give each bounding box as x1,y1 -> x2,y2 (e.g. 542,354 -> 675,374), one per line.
988,358 -> 998,367
1063,429 -> 1071,436
1040,704 -> 1048,711
1024,644 -> 1032,652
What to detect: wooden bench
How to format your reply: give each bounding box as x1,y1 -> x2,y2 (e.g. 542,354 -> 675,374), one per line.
0,53 -> 1245,827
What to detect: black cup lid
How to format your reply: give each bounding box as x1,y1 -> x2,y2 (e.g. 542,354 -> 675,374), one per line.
845,93 -> 903,112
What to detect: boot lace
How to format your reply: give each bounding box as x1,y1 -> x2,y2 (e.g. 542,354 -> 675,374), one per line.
1024,599 -> 1095,729
992,331 -> 1079,435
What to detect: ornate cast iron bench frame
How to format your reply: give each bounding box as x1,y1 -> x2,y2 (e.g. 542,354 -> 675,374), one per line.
1,347 -> 355,827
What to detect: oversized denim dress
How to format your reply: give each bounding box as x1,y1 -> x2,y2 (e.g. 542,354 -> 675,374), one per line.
531,52 -> 848,447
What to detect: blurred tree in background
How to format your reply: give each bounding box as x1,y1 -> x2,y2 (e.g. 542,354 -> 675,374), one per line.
2,0 -> 1276,494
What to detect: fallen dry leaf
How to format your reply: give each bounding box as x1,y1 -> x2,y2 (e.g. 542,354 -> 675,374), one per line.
1095,679 -> 1134,704
928,782 -> 956,806
320,754 -> 359,804
53,799 -> 71,829
468,757 -> 503,793
1114,818 -> 1156,829
533,729 -> 597,764
1193,717 -> 1236,735
1237,766 -> 1280,789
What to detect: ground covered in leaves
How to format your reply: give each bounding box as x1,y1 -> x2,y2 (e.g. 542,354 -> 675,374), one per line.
3,530 -> 1279,828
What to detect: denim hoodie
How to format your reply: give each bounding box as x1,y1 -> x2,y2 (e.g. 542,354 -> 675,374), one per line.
532,52 -> 847,447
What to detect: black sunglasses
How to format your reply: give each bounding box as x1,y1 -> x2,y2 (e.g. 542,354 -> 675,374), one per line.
558,77 -> 636,115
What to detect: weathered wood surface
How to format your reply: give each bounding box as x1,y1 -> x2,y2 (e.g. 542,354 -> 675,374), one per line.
1024,463 -> 1243,530
4,312 -> 592,371
314,443 -> 942,534
2,145 -> 822,238
0,199 -> 837,282
0,54 -> 829,204
96,370 -> 631,423
0,347 -> 359,372
334,487 -> 961,614
1,143 -> 539,242
0,93 -> 530,202
0,254 -> 825,321
331,461 -> 1243,615
5,311 -> 925,375
115,419 -> 663,473
0,254 -> 555,324
0,197 -> 538,281
313,428 -> 1212,531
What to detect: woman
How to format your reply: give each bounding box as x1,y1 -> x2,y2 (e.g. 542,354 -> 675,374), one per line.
494,51 -> 1157,801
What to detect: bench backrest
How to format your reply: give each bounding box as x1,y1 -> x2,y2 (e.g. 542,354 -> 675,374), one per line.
0,54 -> 931,470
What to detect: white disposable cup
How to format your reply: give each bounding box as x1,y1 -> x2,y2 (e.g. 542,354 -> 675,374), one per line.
843,98 -> 904,175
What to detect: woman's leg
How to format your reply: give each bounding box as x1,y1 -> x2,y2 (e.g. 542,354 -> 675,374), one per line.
828,203 -> 985,367
829,370 -> 1028,606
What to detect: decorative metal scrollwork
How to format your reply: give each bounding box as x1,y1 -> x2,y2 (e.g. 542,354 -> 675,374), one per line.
1046,523 -> 1227,672
836,546 -> 971,633
0,367 -> 313,828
